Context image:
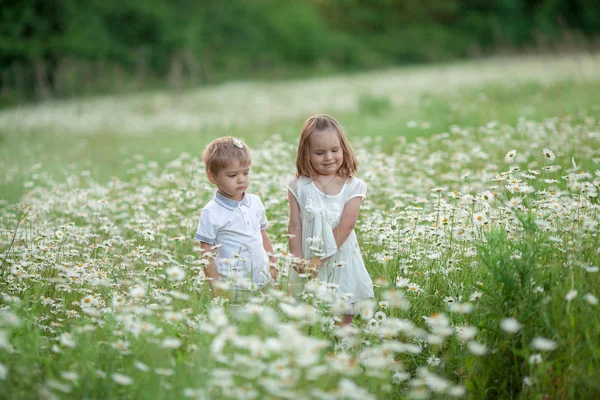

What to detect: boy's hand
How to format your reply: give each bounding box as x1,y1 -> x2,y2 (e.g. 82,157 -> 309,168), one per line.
269,266 -> 279,281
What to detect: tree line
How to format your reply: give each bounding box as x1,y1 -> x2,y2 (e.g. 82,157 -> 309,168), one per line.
1,0 -> 599,105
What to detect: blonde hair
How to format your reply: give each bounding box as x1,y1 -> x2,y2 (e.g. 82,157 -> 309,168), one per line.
295,114 -> 357,178
203,136 -> 251,175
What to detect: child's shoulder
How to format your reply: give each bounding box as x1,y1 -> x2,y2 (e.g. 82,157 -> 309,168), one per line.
346,176 -> 366,187
288,175 -> 312,187
245,192 -> 264,205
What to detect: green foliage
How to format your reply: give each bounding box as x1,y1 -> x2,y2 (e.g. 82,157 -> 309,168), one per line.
1,0 -> 600,105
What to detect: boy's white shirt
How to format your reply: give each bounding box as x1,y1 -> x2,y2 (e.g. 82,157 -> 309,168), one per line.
195,192 -> 270,289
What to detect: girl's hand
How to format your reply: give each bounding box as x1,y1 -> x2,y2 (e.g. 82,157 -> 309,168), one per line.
308,258 -> 323,278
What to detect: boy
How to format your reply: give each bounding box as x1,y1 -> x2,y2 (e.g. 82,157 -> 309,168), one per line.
195,137 -> 278,297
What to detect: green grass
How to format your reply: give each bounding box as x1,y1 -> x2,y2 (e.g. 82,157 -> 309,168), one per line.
1,55 -> 600,399
2,77 -> 600,205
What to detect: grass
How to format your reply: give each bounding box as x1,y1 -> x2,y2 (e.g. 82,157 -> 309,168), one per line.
2,68 -> 600,205
0,53 -> 599,399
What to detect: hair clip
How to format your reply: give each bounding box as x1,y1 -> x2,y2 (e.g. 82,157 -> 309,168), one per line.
232,138 -> 244,149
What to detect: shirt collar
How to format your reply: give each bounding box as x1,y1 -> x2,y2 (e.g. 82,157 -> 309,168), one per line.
214,191 -> 250,210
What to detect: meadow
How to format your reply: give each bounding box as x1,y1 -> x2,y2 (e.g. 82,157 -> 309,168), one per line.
0,53 -> 599,399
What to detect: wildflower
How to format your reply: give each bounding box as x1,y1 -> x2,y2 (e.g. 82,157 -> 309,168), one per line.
506,197 -> 522,208
583,293 -> 598,305
565,290 -> 578,301
427,356 -> 441,366
473,212 -> 487,226
500,318 -> 522,334
505,150 -> 517,163
467,341 -> 487,356
134,361 -> 150,372
392,371 -> 410,384
374,311 -> 387,322
449,302 -> 473,314
396,277 -> 410,288
531,337 -> 557,351
469,291 -> 483,302
129,286 -> 146,299
542,148 -> 555,161
162,338 -> 182,349
528,354 -> 543,365
59,332 -> 76,348
60,371 -> 78,382
584,264 -> 599,273
378,300 -> 389,310
166,266 -> 186,281
0,310 -> 19,327
0,363 -> 7,380
112,373 -> 133,386
456,325 -> 478,342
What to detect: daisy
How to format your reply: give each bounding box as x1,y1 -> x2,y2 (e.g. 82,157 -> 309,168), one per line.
505,150 -> 517,163
583,293 -> 598,305
542,148 -> 555,161
565,290 -> 578,301
531,337 -> 557,351
500,318 -> 522,333
112,373 -> 133,386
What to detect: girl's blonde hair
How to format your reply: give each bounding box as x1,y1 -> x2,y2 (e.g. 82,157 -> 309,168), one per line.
295,114 -> 357,178
203,136 -> 251,175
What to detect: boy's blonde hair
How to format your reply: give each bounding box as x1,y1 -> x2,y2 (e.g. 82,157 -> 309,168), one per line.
203,136 -> 251,175
295,114 -> 358,178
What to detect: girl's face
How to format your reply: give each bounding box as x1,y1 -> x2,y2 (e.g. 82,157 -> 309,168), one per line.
309,129 -> 343,177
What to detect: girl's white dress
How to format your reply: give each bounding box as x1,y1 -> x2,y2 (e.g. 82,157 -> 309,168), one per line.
288,176 -> 374,308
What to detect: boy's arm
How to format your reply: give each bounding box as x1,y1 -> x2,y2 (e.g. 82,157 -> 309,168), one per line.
287,191 -> 303,271
200,242 -> 220,298
260,229 -> 279,281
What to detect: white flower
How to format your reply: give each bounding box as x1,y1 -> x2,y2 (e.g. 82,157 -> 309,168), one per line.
506,196 -> 522,208
162,338 -> 182,349
0,363 -> 7,380
583,293 -> 598,305
531,337 -> 557,351
166,266 -> 186,281
0,310 -> 20,327
129,286 -> 146,299
60,371 -> 78,382
467,341 -> 487,356
112,373 -> 133,386
392,371 -> 410,384
584,265 -> 599,273
449,302 -> 473,314
565,290 -> 578,301
500,318 -> 522,334
528,354 -> 543,365
232,138 -> 244,148
505,150 -> 517,163
456,325 -> 478,342
473,212 -> 488,226
134,361 -> 150,371
59,332 -> 76,348
542,148 -> 555,161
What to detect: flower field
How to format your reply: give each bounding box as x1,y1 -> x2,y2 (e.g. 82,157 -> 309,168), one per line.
1,55 -> 599,399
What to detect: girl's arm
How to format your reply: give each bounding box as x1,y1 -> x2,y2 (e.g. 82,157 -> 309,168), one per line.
333,197 -> 362,249
287,191 -> 303,260
260,229 -> 279,281
200,242 -> 221,298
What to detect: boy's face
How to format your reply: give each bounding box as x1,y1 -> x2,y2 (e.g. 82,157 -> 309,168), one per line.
207,160 -> 250,201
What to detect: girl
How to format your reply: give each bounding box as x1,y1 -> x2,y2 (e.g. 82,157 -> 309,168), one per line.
287,114 -> 374,325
